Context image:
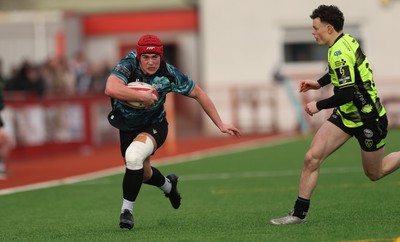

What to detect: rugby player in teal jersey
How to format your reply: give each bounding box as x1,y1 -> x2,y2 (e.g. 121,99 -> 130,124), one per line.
104,34 -> 241,230
270,5 -> 400,225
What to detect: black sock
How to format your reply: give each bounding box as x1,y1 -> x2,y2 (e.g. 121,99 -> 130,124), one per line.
122,168 -> 144,201
293,197 -> 310,219
143,166 -> 166,187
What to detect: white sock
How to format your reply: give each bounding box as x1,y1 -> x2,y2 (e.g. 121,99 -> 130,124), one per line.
121,199 -> 135,213
160,177 -> 172,194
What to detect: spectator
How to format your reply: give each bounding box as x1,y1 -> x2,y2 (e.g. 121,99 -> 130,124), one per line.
42,57 -> 76,95
5,60 -> 46,98
70,51 -> 92,94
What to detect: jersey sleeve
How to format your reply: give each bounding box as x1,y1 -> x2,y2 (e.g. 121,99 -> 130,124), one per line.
110,52 -> 137,84
316,85 -> 354,110
166,64 -> 195,96
317,73 -> 331,87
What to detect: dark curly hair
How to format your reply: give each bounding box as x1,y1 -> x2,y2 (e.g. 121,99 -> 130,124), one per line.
310,5 -> 344,32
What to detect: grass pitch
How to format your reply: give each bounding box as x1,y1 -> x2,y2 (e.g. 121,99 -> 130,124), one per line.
1,130 -> 399,242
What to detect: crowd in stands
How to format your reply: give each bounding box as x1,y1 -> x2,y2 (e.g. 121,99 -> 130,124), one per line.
0,53 -> 112,100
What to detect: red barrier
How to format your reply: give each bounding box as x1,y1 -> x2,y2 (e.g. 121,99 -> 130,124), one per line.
3,91 -> 117,159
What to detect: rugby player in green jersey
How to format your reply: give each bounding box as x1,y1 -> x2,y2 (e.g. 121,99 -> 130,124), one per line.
105,34 -> 241,230
270,5 -> 400,225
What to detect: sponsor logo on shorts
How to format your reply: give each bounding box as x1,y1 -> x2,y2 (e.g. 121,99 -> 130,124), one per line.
365,139 -> 373,148
364,129 -> 373,138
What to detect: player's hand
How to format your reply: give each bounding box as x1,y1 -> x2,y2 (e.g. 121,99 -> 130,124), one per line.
299,80 -> 321,93
220,123 -> 241,138
304,101 -> 319,116
142,89 -> 158,109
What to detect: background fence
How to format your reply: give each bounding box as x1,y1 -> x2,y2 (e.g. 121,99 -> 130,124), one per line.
3,79 -> 400,159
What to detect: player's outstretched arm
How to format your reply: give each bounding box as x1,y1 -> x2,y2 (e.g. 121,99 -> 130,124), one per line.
188,84 -> 241,138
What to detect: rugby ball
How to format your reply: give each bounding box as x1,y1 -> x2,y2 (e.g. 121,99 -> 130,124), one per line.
125,82 -> 159,109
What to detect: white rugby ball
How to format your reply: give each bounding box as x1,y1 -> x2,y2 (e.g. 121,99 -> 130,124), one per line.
125,82 -> 159,109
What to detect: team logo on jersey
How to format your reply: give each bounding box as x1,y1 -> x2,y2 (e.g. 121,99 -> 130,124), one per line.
365,139 -> 373,148
364,129 -> 373,138
153,83 -> 162,90
334,59 -> 346,68
335,66 -> 351,85
113,64 -> 122,72
114,64 -> 131,77
334,50 -> 342,56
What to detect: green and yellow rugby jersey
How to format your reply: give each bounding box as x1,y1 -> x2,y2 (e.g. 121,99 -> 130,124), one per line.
327,33 -> 385,128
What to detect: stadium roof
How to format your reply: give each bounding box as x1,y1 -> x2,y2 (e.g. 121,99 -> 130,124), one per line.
0,0 -> 198,13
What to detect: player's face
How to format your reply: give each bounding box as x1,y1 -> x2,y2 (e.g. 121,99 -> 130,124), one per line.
312,18 -> 331,46
139,54 -> 161,76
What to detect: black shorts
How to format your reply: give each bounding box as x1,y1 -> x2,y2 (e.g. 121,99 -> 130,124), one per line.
118,119 -> 168,157
328,111 -> 388,152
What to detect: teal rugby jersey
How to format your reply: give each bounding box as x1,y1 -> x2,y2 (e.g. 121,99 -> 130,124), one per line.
108,52 -> 195,131
327,34 -> 385,128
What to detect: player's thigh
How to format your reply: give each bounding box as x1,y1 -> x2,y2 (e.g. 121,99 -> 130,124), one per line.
309,121 -> 351,160
358,115 -> 388,174
361,147 -> 385,173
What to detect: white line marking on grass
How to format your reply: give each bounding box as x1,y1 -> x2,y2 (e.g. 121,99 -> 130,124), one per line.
181,166 -> 362,181
0,167 -> 125,196
0,134 -> 300,196
154,135 -> 302,166
338,237 -> 400,242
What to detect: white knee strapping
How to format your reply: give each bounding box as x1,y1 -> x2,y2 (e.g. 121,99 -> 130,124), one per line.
125,135 -> 154,170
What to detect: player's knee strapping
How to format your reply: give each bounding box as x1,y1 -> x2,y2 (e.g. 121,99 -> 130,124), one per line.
125,135 -> 154,170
